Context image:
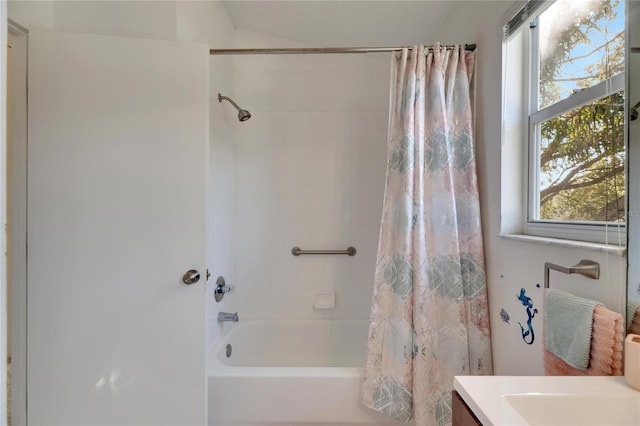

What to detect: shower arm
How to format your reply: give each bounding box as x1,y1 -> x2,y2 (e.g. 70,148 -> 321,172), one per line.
218,94 -> 242,111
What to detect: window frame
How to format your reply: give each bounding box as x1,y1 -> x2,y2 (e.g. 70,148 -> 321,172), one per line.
519,1 -> 627,244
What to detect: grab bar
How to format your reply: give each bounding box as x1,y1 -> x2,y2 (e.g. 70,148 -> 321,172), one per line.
544,259 -> 600,289
291,246 -> 356,256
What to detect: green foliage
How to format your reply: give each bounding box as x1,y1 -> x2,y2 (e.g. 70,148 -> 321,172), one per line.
540,92 -> 625,221
539,0 -> 624,107
537,0 -> 625,222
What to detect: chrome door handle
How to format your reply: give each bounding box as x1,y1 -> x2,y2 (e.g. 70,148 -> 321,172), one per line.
182,269 -> 200,285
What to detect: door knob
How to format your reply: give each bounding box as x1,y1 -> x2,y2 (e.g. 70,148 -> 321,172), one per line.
182,269 -> 200,285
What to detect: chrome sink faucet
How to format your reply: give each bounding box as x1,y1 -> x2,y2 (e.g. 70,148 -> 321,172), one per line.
217,312 -> 239,323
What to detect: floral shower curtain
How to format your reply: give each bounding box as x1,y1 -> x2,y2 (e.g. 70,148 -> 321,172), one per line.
360,44 -> 493,426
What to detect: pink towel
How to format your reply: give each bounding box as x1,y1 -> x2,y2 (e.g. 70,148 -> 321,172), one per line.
544,304 -> 624,376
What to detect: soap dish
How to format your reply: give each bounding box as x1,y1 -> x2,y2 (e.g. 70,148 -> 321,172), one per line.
314,292 -> 335,309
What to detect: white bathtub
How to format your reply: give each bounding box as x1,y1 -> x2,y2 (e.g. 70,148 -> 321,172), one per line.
208,319 -> 403,426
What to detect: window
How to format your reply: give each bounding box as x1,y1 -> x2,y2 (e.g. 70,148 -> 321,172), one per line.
503,0 -> 626,244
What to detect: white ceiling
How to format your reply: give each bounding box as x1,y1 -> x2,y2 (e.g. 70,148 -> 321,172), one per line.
222,1 -> 460,47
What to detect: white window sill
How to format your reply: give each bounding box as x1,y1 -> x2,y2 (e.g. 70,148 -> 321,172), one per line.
497,233 -> 626,256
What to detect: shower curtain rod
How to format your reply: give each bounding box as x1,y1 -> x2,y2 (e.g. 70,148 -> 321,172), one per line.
209,44 -> 476,55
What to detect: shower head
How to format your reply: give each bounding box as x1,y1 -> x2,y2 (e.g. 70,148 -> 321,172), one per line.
218,93 -> 252,122
237,109 -> 252,122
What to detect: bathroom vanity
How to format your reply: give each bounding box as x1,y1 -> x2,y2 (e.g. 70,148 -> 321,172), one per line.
453,376 -> 640,426
452,390 -> 481,426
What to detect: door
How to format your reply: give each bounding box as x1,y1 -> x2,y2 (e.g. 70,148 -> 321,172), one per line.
27,30 -> 208,425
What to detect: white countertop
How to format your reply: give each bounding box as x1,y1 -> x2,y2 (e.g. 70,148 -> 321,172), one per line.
454,376 -> 640,426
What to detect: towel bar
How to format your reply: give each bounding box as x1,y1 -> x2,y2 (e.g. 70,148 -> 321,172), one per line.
291,246 -> 356,256
544,260 -> 600,289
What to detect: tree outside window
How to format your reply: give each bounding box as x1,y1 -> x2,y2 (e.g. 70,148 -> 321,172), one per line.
532,0 -> 625,223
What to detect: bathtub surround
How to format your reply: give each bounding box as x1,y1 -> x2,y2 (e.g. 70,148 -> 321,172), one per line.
229,28 -> 390,324
203,29 -> 394,425
208,319 -> 403,425
361,45 -> 493,426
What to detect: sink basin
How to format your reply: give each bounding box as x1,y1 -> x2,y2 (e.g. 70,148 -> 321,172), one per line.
504,393 -> 640,426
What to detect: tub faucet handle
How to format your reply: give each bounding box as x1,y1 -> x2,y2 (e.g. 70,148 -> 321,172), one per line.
214,276 -> 233,302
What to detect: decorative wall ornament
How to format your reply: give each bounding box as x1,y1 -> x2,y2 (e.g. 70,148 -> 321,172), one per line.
516,288 -> 538,345
499,308 -> 510,324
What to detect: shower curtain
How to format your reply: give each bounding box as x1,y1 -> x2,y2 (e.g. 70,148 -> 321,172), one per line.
361,44 -> 493,426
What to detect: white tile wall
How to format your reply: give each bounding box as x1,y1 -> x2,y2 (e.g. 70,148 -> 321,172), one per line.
232,110 -> 388,320
229,34 -> 390,321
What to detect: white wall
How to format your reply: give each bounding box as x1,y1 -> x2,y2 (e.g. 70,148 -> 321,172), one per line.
6,0 -> 239,365
52,1 -> 176,39
7,1 -> 52,30
228,29 -> 390,321
433,1 -> 627,375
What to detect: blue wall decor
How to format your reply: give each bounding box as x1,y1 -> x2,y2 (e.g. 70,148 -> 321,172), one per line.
516,288 -> 538,345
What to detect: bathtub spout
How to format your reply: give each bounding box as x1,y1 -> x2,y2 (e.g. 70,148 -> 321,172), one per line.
217,312 -> 239,323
